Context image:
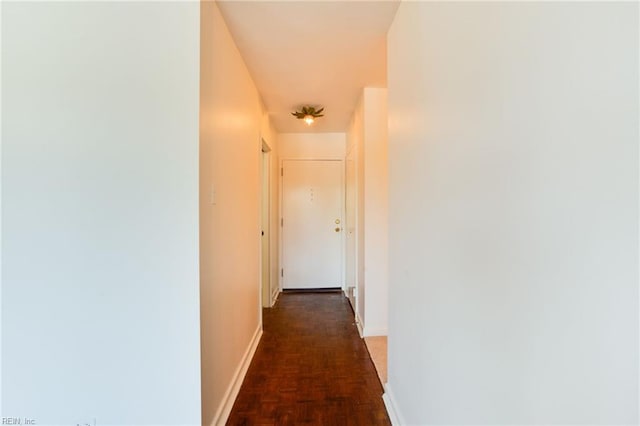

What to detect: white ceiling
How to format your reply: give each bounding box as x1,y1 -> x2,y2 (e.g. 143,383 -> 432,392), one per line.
217,1 -> 400,133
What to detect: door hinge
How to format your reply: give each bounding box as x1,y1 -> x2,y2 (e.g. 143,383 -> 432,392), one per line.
281,268 -> 284,277
281,168 -> 283,176
281,218 -> 283,227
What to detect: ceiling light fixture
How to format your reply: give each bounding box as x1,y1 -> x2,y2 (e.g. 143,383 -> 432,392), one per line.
292,106 -> 324,126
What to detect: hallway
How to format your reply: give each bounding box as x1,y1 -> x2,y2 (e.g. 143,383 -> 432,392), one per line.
3,2 -> 638,424
227,292 -> 390,425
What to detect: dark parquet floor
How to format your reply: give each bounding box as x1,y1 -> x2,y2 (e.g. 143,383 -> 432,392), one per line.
227,291 -> 391,426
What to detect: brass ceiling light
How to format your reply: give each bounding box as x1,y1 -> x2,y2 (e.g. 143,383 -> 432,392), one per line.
292,106 -> 324,126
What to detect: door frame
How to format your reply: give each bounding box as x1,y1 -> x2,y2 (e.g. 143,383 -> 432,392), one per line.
279,157 -> 346,292
261,139 -> 273,308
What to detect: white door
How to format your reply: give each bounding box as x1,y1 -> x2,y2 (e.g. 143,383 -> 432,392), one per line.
282,160 -> 343,289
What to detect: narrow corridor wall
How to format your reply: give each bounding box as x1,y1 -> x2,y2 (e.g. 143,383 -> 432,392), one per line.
386,2 -> 638,424
1,2 -> 201,423
362,88 -> 389,337
200,2 -> 273,424
346,89 -> 389,337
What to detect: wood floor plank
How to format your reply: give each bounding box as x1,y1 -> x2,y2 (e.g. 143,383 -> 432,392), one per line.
227,292 -> 390,425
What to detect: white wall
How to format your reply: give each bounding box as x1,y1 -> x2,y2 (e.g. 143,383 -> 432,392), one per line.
346,89 -> 389,337
2,2 -> 201,424
345,144 -> 358,308
362,88 -> 389,337
386,2 -> 638,424
278,133 -> 346,159
200,2 -> 273,424
0,1 -> 4,414
347,100 -> 366,326
346,106 -> 364,321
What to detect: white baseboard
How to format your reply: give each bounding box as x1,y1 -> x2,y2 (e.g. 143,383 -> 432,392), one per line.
383,383 -> 405,426
355,313 -> 364,338
363,326 -> 388,337
270,289 -> 280,306
210,325 -> 263,426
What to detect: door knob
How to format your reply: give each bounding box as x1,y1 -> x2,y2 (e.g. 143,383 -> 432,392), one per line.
335,227 -> 341,232
335,219 -> 341,224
